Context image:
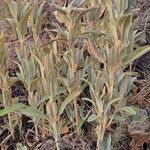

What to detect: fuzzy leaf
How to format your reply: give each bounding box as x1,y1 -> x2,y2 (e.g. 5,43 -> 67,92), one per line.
123,46 -> 150,65
21,107 -> 45,119
120,106 -> 136,115
16,143 -> 27,150
59,90 -> 81,115
0,103 -> 26,117
87,114 -> 99,122
105,134 -> 111,150
114,115 -> 126,122
6,18 -> 17,34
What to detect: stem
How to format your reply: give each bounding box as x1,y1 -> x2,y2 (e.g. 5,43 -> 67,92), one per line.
8,113 -> 14,140
73,98 -> 80,134
53,123 -> 60,150
97,123 -> 102,150
35,122 -> 39,141
19,114 -> 23,139
96,115 -> 107,150
2,91 -> 14,139
34,35 -> 40,57
20,40 -> 24,57
106,110 -> 116,128
28,91 -> 33,107
28,90 -> 39,141
69,44 -> 80,135
56,139 -> 60,150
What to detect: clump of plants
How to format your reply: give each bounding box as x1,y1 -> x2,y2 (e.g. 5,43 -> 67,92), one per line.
0,0 -> 150,149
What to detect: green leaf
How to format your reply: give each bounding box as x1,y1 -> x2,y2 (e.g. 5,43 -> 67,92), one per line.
21,107 -> 45,119
105,134 -> 112,150
105,97 -> 122,113
16,143 -> 27,150
30,78 -> 39,91
123,46 -> 150,65
38,1 -> 45,18
77,119 -> 85,129
120,106 -> 136,116
113,115 -> 126,122
87,114 -> 99,122
20,8 -> 32,36
69,0 -> 86,8
82,97 -> 95,105
52,4 -> 67,16
6,18 -> 17,34
35,13 -> 46,35
59,90 -> 81,115
0,103 -> 26,117
57,86 -> 67,96
101,134 -> 112,150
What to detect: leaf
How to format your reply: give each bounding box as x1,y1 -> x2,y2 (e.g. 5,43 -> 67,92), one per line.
105,97 -> 122,114
105,134 -> 111,150
51,4 -> 67,16
32,53 -> 45,78
69,0 -> 86,8
20,8 -> 32,36
59,90 -> 81,115
87,114 -> 99,122
5,0 -> 17,19
0,31 -> 6,66
16,143 -> 27,150
74,7 -> 97,26
39,94 -> 49,104
57,86 -> 67,96
71,7 -> 98,36
60,124 -> 69,135
82,97 -> 95,105
0,103 -> 26,117
35,13 -> 46,35
38,1 -> 45,18
21,107 -> 45,119
6,18 -> 17,34
7,77 -> 18,88
30,78 -> 39,91
40,37 -> 67,49
101,133 -> 112,150
123,46 -> 150,65
120,106 -> 136,116
85,41 -> 106,64
113,115 -> 126,122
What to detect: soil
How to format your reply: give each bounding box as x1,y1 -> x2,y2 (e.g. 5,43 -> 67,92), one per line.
133,0 -> 150,78
0,0 -> 150,150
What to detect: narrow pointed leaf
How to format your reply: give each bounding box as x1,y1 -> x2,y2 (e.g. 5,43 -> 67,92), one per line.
59,90 -> 81,115
87,114 -> 99,122
123,46 -> 150,65
0,103 -> 26,117
120,106 -> 136,115
21,107 -> 46,118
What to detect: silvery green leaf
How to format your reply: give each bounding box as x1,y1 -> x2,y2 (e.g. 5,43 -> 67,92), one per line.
0,103 -> 26,117
114,115 -> 126,122
120,106 -> 136,116
16,143 -> 27,150
87,114 -> 99,122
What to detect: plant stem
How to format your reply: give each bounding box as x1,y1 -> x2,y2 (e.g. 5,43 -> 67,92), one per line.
2,91 -> 14,139
35,123 -> 39,141
53,123 -> 60,150
73,97 -> 80,134
96,115 -> 107,150
69,43 -> 80,135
